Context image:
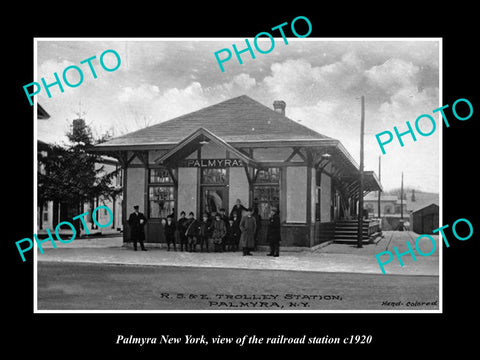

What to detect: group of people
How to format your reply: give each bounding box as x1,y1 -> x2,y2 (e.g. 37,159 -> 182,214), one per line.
165,208 -> 240,253
127,199 -> 281,257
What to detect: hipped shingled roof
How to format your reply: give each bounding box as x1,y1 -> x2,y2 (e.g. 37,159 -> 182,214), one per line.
98,95 -> 332,147
93,95 -> 382,193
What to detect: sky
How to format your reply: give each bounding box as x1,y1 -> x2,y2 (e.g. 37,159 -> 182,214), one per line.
36,38 -> 440,193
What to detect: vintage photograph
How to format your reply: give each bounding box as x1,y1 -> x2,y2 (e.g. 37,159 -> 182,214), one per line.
34,38 -> 440,312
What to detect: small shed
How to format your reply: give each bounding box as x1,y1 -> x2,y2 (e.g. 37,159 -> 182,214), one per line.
411,203 -> 439,234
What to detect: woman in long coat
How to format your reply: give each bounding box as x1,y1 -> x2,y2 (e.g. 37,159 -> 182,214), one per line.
239,208 -> 256,256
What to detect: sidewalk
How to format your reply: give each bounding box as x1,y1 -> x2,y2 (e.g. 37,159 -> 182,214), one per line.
36,231 -> 440,276
36,228 -> 122,238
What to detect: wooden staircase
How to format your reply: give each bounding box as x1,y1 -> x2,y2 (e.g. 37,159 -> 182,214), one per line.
334,220 -> 372,243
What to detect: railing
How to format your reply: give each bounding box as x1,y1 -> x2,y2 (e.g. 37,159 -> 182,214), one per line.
367,219 -> 381,235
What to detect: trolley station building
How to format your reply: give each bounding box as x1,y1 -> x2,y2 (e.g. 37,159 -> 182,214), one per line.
93,95 -> 381,247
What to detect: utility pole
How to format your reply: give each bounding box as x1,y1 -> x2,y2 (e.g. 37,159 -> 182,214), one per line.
400,171 -> 404,220
357,95 -> 365,248
377,155 -> 381,218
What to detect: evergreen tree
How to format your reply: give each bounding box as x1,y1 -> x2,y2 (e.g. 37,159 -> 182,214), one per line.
38,119 -> 121,233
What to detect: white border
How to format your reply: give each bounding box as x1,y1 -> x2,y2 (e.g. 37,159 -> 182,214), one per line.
33,38 -> 38,312
33,37 -> 442,314
438,38 -> 443,314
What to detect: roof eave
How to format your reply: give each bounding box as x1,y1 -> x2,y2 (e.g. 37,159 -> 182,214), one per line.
91,138 -> 339,152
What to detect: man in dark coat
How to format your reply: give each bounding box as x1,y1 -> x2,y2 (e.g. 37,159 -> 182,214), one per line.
185,212 -> 199,252
231,211 -> 241,251
266,208 -> 281,257
252,203 -> 261,251
164,215 -> 177,251
239,208 -> 256,256
128,205 -> 148,251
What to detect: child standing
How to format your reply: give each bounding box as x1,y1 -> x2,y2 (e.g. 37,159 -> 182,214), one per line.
211,213 -> 227,252
226,219 -> 241,251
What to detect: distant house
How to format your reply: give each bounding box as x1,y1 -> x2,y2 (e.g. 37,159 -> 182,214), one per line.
363,194 -> 402,217
364,189 -> 439,220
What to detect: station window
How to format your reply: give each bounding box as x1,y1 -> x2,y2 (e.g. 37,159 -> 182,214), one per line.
42,203 -> 49,222
148,186 -> 175,218
255,167 -> 280,183
148,168 -> 175,218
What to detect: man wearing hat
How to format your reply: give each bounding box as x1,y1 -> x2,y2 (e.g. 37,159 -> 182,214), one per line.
266,207 -> 281,257
128,205 -> 148,251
